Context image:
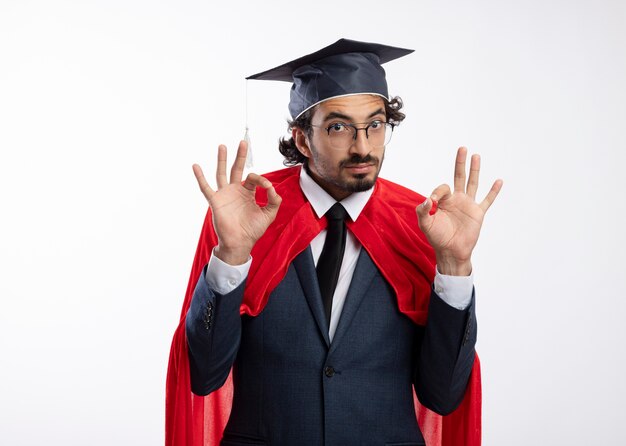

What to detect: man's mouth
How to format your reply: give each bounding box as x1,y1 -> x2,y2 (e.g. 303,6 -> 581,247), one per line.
341,155 -> 378,174
344,163 -> 375,174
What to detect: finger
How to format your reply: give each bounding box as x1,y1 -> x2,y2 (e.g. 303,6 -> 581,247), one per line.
454,147 -> 468,192
192,164 -> 215,200
430,184 -> 452,203
466,154 -> 481,200
230,140 -> 248,184
479,179 -> 504,212
216,145 -> 228,189
242,173 -> 271,192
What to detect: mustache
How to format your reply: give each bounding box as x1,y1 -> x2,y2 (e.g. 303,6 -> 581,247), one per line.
340,154 -> 379,168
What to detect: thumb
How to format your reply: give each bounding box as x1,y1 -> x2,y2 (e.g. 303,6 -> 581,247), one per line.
416,196 -> 438,216
260,185 -> 282,227
416,197 -> 434,230
265,185 -> 282,212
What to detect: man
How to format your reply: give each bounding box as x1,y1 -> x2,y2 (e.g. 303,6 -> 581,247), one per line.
166,39 -> 502,446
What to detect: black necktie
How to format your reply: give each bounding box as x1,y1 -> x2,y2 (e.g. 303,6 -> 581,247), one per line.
317,203 -> 349,327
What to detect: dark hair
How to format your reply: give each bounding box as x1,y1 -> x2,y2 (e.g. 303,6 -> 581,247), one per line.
278,96 -> 407,166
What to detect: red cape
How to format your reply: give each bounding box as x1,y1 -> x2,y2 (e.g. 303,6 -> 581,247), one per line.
166,166 -> 481,445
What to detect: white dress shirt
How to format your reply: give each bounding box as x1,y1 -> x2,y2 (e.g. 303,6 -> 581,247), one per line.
206,166 -> 473,341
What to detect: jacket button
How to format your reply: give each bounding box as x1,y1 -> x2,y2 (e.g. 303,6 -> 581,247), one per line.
324,366 -> 335,377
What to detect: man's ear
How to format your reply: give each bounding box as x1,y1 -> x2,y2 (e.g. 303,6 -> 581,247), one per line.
293,127 -> 312,159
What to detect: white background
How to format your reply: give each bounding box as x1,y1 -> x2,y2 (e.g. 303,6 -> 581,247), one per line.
1,0 -> 625,444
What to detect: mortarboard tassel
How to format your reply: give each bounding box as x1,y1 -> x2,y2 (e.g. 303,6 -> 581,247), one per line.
244,79 -> 253,168
244,126 -> 253,168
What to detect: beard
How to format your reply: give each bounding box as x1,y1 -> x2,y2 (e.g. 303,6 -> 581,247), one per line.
338,153 -> 382,191
306,146 -> 384,194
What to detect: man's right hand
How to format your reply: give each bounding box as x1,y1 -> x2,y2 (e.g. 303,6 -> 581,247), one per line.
192,140 -> 282,265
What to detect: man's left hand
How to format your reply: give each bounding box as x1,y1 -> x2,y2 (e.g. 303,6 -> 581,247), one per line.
416,147 -> 503,276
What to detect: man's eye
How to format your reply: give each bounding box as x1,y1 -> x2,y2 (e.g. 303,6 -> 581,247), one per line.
369,120 -> 383,129
328,123 -> 347,133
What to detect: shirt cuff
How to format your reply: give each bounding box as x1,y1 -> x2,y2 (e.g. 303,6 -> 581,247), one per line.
205,249 -> 252,295
433,266 -> 474,310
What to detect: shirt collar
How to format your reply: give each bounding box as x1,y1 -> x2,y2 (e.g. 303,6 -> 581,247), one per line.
299,165 -> 373,222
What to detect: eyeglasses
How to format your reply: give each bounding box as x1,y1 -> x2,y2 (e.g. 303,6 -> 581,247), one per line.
309,120 -> 395,150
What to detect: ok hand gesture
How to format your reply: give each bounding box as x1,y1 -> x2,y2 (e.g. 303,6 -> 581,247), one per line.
416,147 -> 502,276
193,141 -> 282,265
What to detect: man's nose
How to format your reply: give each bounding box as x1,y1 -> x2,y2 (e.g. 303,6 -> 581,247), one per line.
349,128 -> 371,156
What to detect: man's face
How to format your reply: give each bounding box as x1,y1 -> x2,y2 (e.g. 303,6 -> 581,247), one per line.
295,94 -> 387,200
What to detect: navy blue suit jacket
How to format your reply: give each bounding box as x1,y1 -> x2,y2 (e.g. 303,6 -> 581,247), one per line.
186,247 -> 476,446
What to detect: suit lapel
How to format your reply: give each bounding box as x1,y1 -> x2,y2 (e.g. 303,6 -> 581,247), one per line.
293,247 -> 331,348
329,249 -> 377,353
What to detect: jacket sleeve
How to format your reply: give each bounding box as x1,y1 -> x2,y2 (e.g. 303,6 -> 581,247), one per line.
413,288 -> 477,415
185,264 -> 245,396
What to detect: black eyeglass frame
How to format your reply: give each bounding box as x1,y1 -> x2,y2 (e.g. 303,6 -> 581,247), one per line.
308,120 -> 396,149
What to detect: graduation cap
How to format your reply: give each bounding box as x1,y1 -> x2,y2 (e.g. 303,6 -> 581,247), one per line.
247,38 -> 414,120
